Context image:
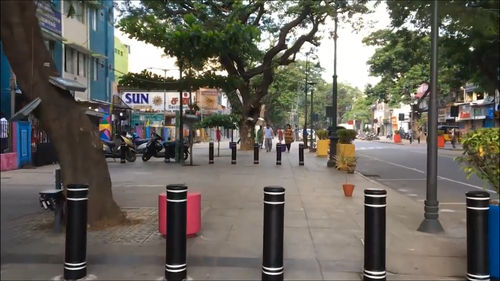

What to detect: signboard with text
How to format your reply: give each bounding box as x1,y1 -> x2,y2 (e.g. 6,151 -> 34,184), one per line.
122,91 -> 190,112
36,1 -> 62,35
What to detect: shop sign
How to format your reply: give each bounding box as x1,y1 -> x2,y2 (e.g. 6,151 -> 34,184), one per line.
36,1 -> 62,35
123,92 -> 190,111
458,104 -> 472,120
438,108 -> 447,122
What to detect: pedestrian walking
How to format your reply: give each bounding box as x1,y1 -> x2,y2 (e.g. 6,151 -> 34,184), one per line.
257,126 -> 264,149
264,124 -> 274,152
277,127 -> 283,144
284,124 -> 294,153
0,112 -> 8,153
450,128 -> 456,149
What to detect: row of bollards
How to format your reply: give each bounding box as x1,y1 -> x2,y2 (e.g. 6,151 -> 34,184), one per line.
60,181 -> 490,281
208,142 -> 305,166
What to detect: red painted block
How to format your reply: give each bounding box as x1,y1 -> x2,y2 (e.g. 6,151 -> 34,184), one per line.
158,192 -> 201,236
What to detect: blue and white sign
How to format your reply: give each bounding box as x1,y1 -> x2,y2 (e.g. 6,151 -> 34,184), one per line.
123,92 -> 190,112
36,1 -> 62,35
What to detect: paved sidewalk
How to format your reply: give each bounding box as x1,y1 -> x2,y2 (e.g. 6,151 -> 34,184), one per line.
1,141 -> 466,280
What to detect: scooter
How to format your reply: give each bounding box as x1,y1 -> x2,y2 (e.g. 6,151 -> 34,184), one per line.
102,134 -> 136,162
129,132 -> 150,154
142,133 -> 189,162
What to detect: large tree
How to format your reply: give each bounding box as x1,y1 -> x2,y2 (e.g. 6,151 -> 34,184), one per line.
1,1 -> 125,227
117,0 -> 370,149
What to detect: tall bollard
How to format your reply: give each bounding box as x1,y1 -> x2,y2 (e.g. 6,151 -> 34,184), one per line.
164,143 -> 171,163
466,191 -> 490,281
298,143 -> 304,166
165,184 -> 187,281
55,168 -> 62,190
262,186 -> 285,281
364,189 -> 387,281
120,143 -> 126,163
64,184 -> 88,280
231,142 -> 237,164
209,142 -> 214,164
276,144 -> 282,165
254,143 -> 259,164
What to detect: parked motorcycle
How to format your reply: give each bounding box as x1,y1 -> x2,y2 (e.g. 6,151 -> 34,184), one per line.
102,134 -> 136,162
142,133 -> 189,162
129,132 -> 150,154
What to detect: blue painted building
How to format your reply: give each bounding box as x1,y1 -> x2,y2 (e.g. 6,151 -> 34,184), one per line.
0,41 -> 12,118
88,1 -> 114,102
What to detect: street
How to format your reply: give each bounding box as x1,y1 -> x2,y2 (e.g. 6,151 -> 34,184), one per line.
355,140 -> 496,210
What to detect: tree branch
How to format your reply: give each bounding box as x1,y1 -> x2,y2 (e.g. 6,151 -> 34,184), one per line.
279,16 -> 322,65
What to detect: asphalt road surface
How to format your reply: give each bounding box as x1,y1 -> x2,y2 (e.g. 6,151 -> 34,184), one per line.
355,140 -> 496,212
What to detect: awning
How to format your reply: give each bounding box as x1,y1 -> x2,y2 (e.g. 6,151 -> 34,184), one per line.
41,28 -> 66,42
49,76 -> 87,92
10,98 -> 41,122
112,95 -> 132,110
63,41 -> 92,55
91,52 -> 107,59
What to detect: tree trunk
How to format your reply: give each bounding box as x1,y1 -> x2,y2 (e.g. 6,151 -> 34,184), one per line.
239,120 -> 256,150
1,1 -> 126,228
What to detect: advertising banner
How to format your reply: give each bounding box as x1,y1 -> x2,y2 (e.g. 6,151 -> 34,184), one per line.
122,91 -> 190,111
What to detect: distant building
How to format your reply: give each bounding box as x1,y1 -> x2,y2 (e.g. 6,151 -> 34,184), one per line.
114,37 -> 129,83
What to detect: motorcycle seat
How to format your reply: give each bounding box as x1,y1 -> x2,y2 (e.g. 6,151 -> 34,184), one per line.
134,138 -> 149,145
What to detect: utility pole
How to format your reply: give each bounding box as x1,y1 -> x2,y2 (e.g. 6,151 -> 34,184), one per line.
327,11 -> 339,167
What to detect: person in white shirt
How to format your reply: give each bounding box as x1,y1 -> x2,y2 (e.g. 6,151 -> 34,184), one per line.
0,112 -> 8,153
264,124 -> 274,152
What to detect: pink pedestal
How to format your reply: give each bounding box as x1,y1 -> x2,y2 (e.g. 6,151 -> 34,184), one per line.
0,152 -> 18,171
158,192 -> 201,236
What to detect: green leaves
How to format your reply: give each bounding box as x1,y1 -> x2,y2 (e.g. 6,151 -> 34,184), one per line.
196,114 -> 239,129
455,128 -> 500,194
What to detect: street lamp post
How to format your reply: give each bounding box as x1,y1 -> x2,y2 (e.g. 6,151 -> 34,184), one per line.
327,13 -> 339,167
303,53 -> 310,149
417,0 -> 443,233
309,82 -> 317,151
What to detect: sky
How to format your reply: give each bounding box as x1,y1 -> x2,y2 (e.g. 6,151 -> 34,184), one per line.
115,2 -> 391,90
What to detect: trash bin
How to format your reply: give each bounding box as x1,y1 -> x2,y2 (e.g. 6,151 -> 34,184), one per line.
39,189 -> 64,232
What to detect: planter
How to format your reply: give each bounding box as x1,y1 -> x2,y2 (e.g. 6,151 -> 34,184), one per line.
336,143 -> 355,170
394,134 -> 401,143
342,184 -> 354,197
490,204 -> 499,279
316,139 -> 330,157
437,136 -> 445,147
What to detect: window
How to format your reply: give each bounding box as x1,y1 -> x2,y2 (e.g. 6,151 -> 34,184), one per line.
92,9 -> 97,31
77,52 -> 86,77
93,58 -> 98,81
44,40 -> 56,61
64,46 -> 74,74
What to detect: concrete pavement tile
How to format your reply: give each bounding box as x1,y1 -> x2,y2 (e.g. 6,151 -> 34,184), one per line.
387,253 -> 465,277
318,259 -> 363,276
284,210 -> 308,228
207,265 -> 261,280
283,259 -> 323,280
217,240 -> 261,258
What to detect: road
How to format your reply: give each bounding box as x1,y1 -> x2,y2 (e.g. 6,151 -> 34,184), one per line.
355,140 -> 496,211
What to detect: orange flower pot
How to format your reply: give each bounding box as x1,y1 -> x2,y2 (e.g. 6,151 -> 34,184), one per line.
342,184 -> 355,197
394,134 -> 401,143
437,136 -> 445,147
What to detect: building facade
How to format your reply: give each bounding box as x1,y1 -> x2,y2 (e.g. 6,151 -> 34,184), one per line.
114,37 -> 129,83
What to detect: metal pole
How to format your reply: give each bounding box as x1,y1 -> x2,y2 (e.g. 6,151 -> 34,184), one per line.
363,189 -> 387,281
276,143 -> 282,165
165,184 -> 187,281
164,141 -> 171,163
209,141 -> 214,164
466,191 -> 490,281
120,143 -> 126,164
299,143 -> 304,166
418,0 -> 444,233
55,168 -> 62,190
327,13 -> 339,167
179,68 -> 184,165
64,184 -> 88,280
310,88 -> 314,150
262,186 -> 285,281
304,54 -> 309,149
254,142 -> 259,164
231,142 -> 236,164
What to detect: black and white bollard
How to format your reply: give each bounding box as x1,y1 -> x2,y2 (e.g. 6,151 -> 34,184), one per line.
164,143 -> 171,163
262,186 -> 285,281
276,144 -> 282,166
231,142 -> 237,164
209,142 -> 214,164
120,143 -> 126,163
254,143 -> 259,164
466,191 -> 490,281
298,143 -> 304,166
165,184 -> 187,281
64,184 -> 88,280
363,189 -> 387,281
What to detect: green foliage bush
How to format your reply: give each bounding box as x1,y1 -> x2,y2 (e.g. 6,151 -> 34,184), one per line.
195,114 -> 239,129
316,129 -> 329,140
455,128 -> 499,195
437,130 -> 445,136
394,130 -> 400,135
337,129 -> 357,144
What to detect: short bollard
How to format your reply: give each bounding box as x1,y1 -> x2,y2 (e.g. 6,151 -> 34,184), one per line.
364,189 -> 387,281
262,186 -> 285,281
466,191 -> 490,281
254,143 -> 259,164
55,168 -> 62,190
276,144 -> 282,166
164,143 -> 170,163
120,143 -> 126,163
165,184 -> 187,281
209,142 -> 214,164
298,143 -> 304,166
231,142 -> 237,164
64,184 -> 88,280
